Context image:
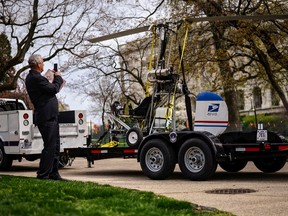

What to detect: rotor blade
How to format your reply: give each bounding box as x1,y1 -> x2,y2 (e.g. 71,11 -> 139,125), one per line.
88,15 -> 288,43
185,14 -> 288,23
88,25 -> 150,43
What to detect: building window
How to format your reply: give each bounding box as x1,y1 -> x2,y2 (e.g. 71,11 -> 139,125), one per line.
253,87 -> 262,108
271,88 -> 280,106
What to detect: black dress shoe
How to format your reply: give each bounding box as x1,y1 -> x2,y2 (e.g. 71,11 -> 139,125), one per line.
37,175 -> 50,180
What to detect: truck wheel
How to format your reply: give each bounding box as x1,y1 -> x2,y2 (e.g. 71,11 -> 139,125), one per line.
140,139 -> 176,180
253,157 -> 287,173
126,127 -> 143,148
0,143 -> 13,171
178,138 -> 217,181
219,160 -> 248,172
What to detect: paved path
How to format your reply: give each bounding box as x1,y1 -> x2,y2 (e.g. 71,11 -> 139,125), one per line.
1,158 -> 288,216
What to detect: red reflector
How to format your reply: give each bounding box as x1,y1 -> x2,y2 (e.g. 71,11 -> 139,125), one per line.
78,113 -> 83,119
246,147 -> 260,152
91,149 -> 108,154
124,149 -> 136,154
264,144 -> 271,150
23,113 -> 29,119
91,150 -> 101,154
279,146 -> 288,151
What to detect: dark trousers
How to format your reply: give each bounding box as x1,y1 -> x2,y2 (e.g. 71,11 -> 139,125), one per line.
37,118 -> 60,178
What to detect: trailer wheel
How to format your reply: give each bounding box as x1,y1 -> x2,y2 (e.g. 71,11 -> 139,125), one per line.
140,139 -> 176,180
126,127 -> 143,148
178,138 -> 217,181
219,160 -> 248,172
0,142 -> 13,171
253,157 -> 287,173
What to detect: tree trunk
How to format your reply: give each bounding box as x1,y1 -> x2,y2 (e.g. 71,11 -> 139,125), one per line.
212,30 -> 241,131
251,41 -> 288,115
194,1 -> 241,131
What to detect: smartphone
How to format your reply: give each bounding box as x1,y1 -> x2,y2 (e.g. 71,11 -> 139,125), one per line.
53,63 -> 58,72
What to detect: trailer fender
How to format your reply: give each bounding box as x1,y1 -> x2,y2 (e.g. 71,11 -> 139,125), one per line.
137,133 -> 171,162
176,131 -> 226,159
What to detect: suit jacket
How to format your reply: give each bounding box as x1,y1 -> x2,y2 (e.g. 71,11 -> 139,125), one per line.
25,69 -> 63,124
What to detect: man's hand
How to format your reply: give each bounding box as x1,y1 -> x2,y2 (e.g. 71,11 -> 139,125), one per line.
54,71 -> 61,76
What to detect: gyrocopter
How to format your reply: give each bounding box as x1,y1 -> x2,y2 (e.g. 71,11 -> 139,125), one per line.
100,21 -> 193,148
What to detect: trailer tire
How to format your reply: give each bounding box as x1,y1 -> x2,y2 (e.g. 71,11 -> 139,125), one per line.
219,160 -> 248,172
0,142 -> 13,171
178,138 -> 217,181
140,139 -> 176,180
253,157 -> 287,173
126,127 -> 143,148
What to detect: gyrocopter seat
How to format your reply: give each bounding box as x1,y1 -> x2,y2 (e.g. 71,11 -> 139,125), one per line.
111,68 -> 181,118
111,97 -> 152,118
129,96 -> 152,117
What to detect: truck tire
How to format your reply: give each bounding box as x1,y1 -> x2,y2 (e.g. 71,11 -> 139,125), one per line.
178,138 -> 217,181
219,160 -> 248,172
253,157 -> 287,173
25,155 -> 39,161
59,154 -> 69,168
140,139 -> 176,180
126,127 -> 143,148
0,143 -> 13,171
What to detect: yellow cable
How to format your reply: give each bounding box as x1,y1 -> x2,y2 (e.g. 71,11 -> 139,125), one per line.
178,22 -> 189,72
145,80 -> 151,97
165,81 -> 178,131
145,24 -> 156,97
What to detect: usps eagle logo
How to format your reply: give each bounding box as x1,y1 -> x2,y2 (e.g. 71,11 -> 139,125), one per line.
208,104 -> 220,113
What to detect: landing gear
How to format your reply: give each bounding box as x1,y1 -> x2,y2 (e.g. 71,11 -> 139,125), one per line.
126,127 -> 143,148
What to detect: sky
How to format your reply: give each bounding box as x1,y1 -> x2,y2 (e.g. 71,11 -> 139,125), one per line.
37,1 -> 169,125
52,1 -> 168,124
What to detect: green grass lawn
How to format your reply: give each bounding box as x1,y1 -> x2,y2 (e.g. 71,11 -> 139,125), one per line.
0,175 -> 233,216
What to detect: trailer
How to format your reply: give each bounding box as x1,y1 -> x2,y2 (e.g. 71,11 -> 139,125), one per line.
65,15 -> 288,180
64,91 -> 288,181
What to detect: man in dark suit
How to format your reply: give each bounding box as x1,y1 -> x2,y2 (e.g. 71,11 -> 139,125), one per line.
25,54 -> 65,180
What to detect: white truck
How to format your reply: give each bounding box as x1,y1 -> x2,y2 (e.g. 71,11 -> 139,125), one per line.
0,98 -> 89,170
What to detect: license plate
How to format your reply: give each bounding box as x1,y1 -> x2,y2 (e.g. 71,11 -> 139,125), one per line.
257,130 -> 268,141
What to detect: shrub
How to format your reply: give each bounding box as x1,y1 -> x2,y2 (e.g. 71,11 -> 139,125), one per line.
241,114 -> 288,137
